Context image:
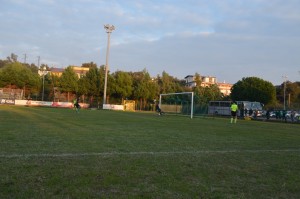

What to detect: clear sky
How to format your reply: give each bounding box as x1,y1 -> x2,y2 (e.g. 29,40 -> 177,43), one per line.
1,0 -> 300,85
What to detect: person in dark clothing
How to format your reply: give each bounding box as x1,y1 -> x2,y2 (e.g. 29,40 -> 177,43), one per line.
266,110 -> 270,120
249,109 -> 253,117
74,98 -> 81,113
155,103 -> 162,115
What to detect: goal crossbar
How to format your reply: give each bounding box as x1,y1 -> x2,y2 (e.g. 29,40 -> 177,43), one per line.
159,92 -> 194,119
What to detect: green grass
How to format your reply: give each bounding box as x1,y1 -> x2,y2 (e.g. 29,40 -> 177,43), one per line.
0,106 -> 300,198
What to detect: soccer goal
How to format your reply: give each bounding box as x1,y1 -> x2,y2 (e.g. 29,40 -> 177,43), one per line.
159,92 -> 194,119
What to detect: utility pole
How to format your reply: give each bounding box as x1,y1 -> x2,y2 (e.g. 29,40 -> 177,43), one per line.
103,24 -> 115,107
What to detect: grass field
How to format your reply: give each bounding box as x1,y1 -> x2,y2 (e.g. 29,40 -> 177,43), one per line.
0,106 -> 300,198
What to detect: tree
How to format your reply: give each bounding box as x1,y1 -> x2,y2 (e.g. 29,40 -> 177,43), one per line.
203,84 -> 223,102
27,63 -> 39,73
192,73 -> 206,104
287,82 -> 300,106
230,77 -> 276,105
0,62 -> 40,98
77,77 -> 89,101
0,62 -> 24,87
131,69 -> 158,110
49,73 -> 61,101
158,71 -> 177,94
0,62 -> 40,89
6,53 -> 18,63
276,81 -> 300,109
59,66 -> 79,101
80,66 -> 104,107
0,59 -> 9,69
81,62 -> 97,68
192,74 -> 222,105
112,71 -> 133,103
20,66 -> 40,98
194,72 -> 202,87
155,71 -> 186,99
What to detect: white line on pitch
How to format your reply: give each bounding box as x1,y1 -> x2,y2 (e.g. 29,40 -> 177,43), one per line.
0,149 -> 300,158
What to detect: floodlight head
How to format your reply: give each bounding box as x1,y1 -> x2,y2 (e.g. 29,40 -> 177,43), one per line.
104,24 -> 115,33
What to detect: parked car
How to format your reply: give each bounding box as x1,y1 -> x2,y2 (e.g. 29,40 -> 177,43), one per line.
269,111 -> 276,118
285,111 -> 292,118
292,112 -> 300,121
286,111 -> 300,121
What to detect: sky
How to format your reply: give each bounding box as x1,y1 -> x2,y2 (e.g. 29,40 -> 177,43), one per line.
1,0 -> 300,85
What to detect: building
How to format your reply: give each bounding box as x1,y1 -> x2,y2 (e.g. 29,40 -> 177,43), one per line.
217,81 -> 232,96
72,66 -> 90,78
48,68 -> 64,77
184,75 -> 232,96
185,75 -> 197,87
38,66 -> 90,78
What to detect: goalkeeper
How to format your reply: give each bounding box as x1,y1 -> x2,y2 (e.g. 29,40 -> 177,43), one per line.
155,103 -> 162,115
74,98 -> 81,113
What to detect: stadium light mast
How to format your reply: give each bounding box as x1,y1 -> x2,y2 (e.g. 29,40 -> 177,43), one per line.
103,24 -> 115,107
42,65 -> 47,101
282,75 -> 288,110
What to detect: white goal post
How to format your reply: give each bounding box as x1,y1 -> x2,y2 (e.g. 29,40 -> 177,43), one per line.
159,92 -> 194,119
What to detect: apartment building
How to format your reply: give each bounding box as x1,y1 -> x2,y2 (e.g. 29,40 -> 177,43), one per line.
38,66 -> 89,78
184,75 -> 232,96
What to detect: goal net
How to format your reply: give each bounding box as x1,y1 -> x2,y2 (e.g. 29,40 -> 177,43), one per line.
159,92 -> 194,119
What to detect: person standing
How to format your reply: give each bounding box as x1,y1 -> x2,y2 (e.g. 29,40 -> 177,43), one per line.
291,110 -> 295,122
266,110 -> 270,120
74,97 -> 80,113
73,98 -> 77,110
230,101 -> 238,123
155,103 -> 162,115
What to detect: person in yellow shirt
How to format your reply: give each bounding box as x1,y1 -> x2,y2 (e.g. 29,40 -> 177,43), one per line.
230,101 -> 238,123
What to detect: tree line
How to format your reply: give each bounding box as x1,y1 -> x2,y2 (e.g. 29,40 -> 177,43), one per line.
0,54 -> 224,110
1,53 -> 299,110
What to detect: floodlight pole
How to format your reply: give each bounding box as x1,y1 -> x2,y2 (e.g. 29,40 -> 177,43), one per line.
282,75 -> 287,110
103,24 -> 115,107
42,65 -> 47,101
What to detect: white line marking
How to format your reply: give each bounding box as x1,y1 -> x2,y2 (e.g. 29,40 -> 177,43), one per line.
0,149 -> 299,158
